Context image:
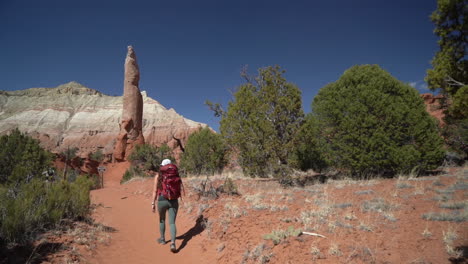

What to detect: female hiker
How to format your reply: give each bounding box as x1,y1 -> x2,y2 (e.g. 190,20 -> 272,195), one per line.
151,158 -> 183,253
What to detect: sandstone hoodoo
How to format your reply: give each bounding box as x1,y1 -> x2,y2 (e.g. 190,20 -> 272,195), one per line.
113,46 -> 145,161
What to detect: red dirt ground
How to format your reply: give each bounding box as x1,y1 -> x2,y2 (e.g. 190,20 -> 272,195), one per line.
50,163 -> 467,263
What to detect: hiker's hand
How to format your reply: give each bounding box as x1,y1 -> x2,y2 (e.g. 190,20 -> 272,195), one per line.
152,203 -> 155,213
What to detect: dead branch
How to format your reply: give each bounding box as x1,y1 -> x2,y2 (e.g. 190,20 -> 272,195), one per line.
301,231 -> 326,238
446,75 -> 466,87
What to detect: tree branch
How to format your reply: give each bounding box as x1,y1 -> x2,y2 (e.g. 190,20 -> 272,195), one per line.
446,75 -> 466,87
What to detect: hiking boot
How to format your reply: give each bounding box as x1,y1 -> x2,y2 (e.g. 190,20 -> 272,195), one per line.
170,243 -> 177,253
157,237 -> 166,245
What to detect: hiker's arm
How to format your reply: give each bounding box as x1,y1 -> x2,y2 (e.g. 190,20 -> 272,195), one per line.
151,173 -> 158,211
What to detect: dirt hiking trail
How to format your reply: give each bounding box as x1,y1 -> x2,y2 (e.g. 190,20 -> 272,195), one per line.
87,163 -> 468,264
90,162 -> 213,264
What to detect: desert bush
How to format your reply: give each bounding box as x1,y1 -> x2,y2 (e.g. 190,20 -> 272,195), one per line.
128,144 -> 173,171
362,198 -> 394,212
219,177 -> 239,195
180,127 -> 227,175
0,128 -> 53,185
120,166 -> 146,184
263,226 -> 302,245
0,130 -> 94,245
310,64 -> 444,176
242,243 -> 272,263
89,149 -> 105,163
191,176 -> 220,199
209,65 -> 304,178
0,176 -> 93,244
442,113 -> 468,161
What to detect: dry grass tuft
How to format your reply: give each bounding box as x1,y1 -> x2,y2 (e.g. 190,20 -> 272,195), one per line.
241,243 -> 272,264
422,210 -> 468,222
328,243 -> 342,256
422,228 -> 432,238
443,227 -> 463,258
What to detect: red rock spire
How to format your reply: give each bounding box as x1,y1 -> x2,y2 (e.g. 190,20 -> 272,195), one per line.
114,46 -> 145,161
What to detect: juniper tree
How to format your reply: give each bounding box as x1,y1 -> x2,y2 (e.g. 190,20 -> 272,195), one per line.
0,129 -> 53,185
426,0 -> 467,97
426,0 -> 467,157
311,65 -> 444,176
212,66 -> 304,177
291,113 -> 328,172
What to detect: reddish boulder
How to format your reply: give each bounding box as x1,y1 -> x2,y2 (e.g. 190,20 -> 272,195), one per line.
114,46 -> 145,161
420,93 -> 445,126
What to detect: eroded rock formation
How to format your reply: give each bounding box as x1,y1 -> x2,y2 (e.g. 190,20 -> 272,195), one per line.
113,46 -> 145,161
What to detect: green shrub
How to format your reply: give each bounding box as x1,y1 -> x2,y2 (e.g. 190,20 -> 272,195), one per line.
0,129 -> 53,185
128,144 -> 173,171
0,130 -> 93,244
310,65 -> 444,176
180,127 -> 227,175
89,149 -> 105,163
120,166 -> 147,184
0,176 -> 93,243
291,114 -> 328,172
121,169 -> 132,184
426,1 -> 467,159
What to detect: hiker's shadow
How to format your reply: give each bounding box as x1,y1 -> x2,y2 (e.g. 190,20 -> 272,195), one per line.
175,214 -> 207,252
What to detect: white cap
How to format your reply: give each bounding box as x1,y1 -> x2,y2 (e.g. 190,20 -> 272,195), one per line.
161,159 -> 172,166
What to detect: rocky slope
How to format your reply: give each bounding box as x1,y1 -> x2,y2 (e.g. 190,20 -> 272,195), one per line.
0,81 -> 207,159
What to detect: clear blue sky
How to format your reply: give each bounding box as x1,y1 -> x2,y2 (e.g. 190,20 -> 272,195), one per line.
0,0 -> 438,132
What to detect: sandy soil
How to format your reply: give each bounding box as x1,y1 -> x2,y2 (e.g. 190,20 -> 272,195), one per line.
63,163 -> 467,264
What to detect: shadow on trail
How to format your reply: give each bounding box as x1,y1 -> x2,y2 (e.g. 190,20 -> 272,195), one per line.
449,245 -> 468,264
0,220 -> 117,264
175,214 -> 207,252
0,241 -> 62,264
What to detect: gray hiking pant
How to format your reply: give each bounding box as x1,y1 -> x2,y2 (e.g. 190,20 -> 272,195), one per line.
157,195 -> 179,243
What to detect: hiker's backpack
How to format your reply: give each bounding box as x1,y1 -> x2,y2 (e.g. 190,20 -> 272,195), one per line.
160,164 -> 182,200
